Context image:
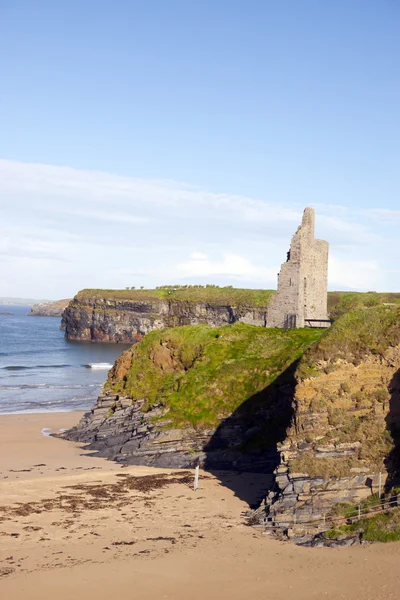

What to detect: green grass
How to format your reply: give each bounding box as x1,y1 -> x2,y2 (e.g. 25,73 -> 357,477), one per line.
72,288 -> 400,313
328,291 -> 400,319
297,305 -> 400,378
324,508 -> 400,542
106,322 -> 323,428
74,286 -> 275,308
329,495 -> 382,519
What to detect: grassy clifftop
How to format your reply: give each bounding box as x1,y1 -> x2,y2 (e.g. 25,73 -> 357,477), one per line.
73,287 -> 400,314
298,304 -> 400,378
74,286 -> 275,307
327,291 -> 400,318
105,323 -> 323,428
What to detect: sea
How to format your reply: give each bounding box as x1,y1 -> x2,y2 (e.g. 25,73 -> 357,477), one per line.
0,305 -> 130,415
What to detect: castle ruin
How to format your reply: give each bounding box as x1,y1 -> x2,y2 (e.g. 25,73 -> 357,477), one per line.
267,207 -> 329,328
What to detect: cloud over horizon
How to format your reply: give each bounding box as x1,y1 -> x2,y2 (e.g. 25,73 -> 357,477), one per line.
0,159 -> 397,299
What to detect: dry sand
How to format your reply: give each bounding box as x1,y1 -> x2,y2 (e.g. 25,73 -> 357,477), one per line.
0,412 -> 400,599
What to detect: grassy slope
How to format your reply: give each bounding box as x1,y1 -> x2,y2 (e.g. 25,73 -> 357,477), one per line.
327,291 -> 400,318
106,323 -> 323,428
298,304 -> 400,377
75,287 -> 275,307
325,509 -> 400,542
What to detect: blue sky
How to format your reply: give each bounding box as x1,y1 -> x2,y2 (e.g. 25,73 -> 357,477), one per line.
1,1 -> 399,298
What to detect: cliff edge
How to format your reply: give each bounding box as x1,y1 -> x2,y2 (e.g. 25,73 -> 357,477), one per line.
62,304 -> 400,541
29,299 -> 71,317
62,323 -> 322,468
62,287 -> 400,343
62,287 -> 274,343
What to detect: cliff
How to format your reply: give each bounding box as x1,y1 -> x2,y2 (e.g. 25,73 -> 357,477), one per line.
29,299 -> 71,317
257,304 -> 400,538
62,288 -> 400,343
62,304 -> 400,542
62,287 -> 274,343
62,323 -> 322,468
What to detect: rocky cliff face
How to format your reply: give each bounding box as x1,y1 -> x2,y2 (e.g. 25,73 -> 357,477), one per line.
62,290 -> 271,343
29,299 -> 71,317
62,305 -> 400,538
61,323 -> 321,470
62,288 -> 400,343
256,306 -> 400,535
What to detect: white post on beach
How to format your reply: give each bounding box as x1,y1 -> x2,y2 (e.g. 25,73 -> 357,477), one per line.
194,465 -> 199,491
358,504 -> 361,521
378,471 -> 382,498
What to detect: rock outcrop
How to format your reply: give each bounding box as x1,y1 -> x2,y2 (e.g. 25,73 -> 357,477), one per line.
61,323 -> 322,469
61,287 -> 400,344
29,299 -> 71,317
62,288 -> 273,343
256,305 -> 400,534
62,305 -> 400,539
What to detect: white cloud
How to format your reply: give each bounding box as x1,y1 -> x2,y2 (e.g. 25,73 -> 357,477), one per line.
328,256 -> 381,291
177,253 -> 277,282
365,209 -> 400,223
0,159 -> 397,297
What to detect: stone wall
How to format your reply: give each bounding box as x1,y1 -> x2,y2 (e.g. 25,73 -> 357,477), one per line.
267,207 -> 329,328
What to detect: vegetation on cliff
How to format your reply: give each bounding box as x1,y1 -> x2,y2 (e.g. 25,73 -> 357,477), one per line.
297,304 -> 400,378
325,509 -> 400,542
73,287 -> 400,313
327,291 -> 400,319
74,286 -> 275,307
105,323 -> 323,428
288,305 -> 400,478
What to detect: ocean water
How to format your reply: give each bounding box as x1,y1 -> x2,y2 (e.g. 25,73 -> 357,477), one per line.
0,305 -> 130,414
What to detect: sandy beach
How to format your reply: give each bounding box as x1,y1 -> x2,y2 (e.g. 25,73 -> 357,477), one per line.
0,412 -> 399,599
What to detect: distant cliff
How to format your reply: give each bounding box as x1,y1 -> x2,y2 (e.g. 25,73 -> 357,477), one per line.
29,299 -> 71,317
62,288 -> 400,343
62,287 -> 274,343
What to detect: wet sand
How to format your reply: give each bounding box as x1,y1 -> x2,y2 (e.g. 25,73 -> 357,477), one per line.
1,412 -> 400,599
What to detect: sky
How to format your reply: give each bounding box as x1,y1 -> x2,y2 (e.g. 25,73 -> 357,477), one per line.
0,0 -> 399,299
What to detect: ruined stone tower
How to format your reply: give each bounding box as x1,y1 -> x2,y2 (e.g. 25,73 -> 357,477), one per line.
267,207 -> 329,328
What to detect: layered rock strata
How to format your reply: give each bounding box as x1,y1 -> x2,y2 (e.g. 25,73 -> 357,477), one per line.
62,296 -> 269,343
62,288 -> 400,344
257,308 -> 400,533
63,306 -> 400,537
62,323 -> 320,470
64,392 -> 279,470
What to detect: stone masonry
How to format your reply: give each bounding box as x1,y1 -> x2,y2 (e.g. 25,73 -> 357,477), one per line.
267,207 -> 329,328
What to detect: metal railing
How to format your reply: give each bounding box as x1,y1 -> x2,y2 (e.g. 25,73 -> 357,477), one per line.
264,494 -> 400,530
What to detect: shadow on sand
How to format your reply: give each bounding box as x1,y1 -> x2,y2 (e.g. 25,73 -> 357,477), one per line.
202,361 -> 298,509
